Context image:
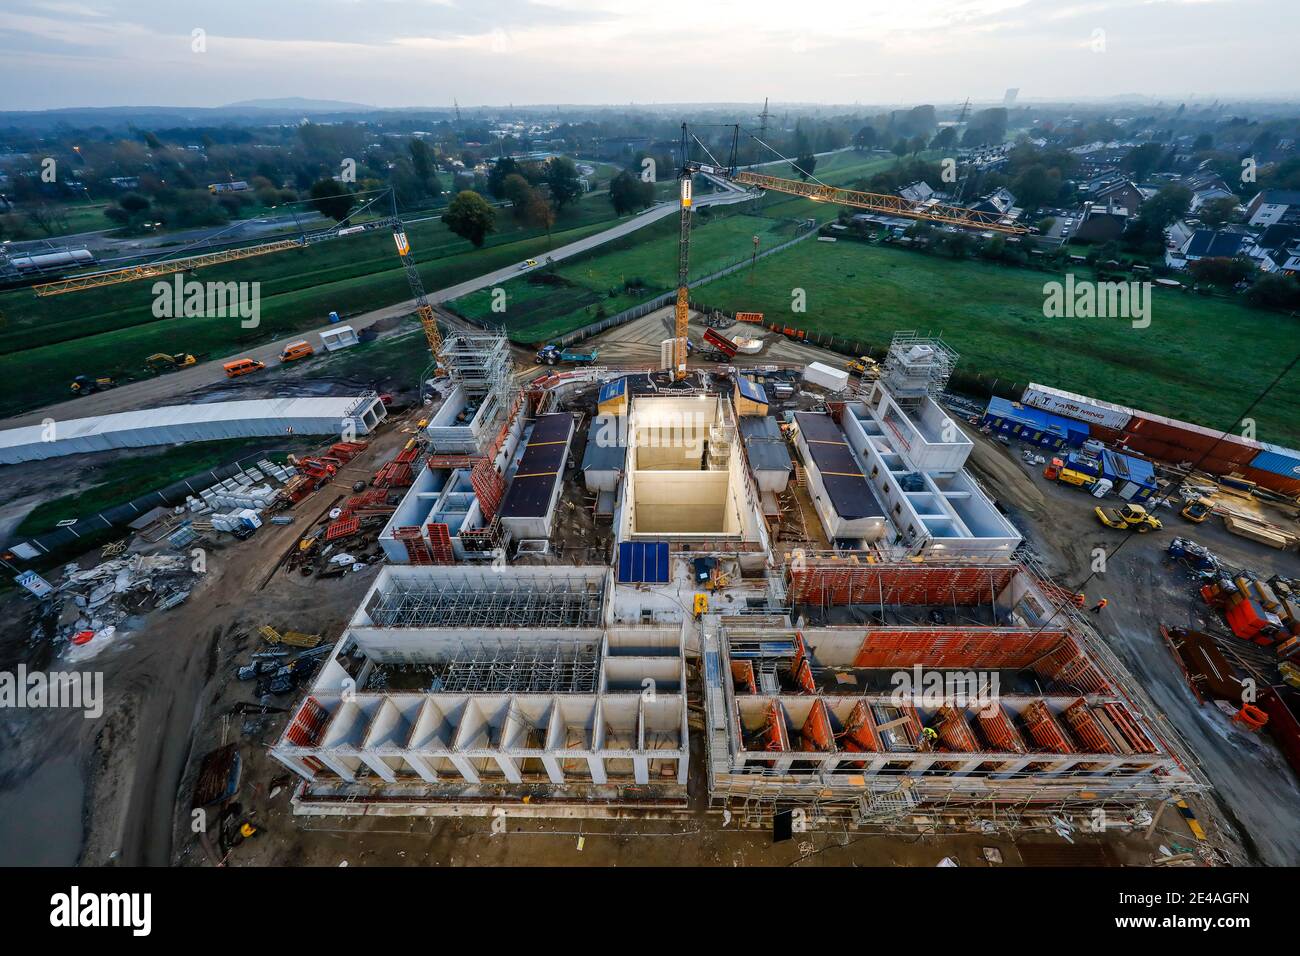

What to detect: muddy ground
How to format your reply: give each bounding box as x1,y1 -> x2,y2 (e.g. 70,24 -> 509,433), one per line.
1,314 -> 1298,867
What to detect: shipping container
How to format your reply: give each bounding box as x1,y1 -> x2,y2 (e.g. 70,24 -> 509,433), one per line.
1241,464 -> 1300,497
1251,445 -> 1300,480
1021,383 -> 1133,431
1125,412 -> 1260,464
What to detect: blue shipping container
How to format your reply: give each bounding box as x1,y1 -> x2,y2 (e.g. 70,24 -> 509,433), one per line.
1250,447 -> 1300,480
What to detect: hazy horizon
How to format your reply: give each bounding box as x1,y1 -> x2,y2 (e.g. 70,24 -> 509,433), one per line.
2,0 -> 1297,113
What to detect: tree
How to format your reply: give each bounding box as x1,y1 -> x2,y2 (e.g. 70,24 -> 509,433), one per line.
891,139 -> 909,160
408,138 -> 440,196
1245,272 -> 1300,310
609,170 -> 654,216
853,126 -> 878,151
524,192 -> 555,245
794,153 -> 817,181
545,156 -> 584,209
1124,142 -> 1165,181
1189,256 -> 1253,287
1197,196 -> 1239,227
1012,164 -> 1061,209
1134,184 -> 1192,231
500,173 -> 535,218
907,135 -> 928,156
441,190 -> 496,247
487,157 -> 522,198
931,127 -> 957,151
1193,133 -> 1214,152
308,178 -> 353,221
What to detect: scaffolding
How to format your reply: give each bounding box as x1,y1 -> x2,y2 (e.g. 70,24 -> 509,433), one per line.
880,331 -> 958,401
429,638 -> 601,694
363,572 -> 606,629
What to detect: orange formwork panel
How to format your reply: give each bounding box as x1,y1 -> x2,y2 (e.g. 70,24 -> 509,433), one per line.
838,700 -> 880,759
791,632 -> 817,693
789,563 -> 1018,608
1099,702 -> 1157,755
426,522 -> 455,565
286,697 -> 329,746
936,706 -> 980,753
757,701 -> 790,753
1033,639 -> 1113,695
1022,700 -> 1074,755
799,699 -> 835,752
852,629 -> 1066,669
731,661 -> 757,695
394,526 -> 433,565
324,512 -> 361,542
975,704 -> 1028,754
1063,699 -> 1115,754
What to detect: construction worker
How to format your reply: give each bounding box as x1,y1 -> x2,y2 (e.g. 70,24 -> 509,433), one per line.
1073,592 -> 1086,609
919,726 -> 939,751
1090,598 -> 1108,614
237,820 -> 262,843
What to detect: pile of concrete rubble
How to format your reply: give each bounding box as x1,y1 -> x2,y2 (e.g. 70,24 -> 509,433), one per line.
53,553 -> 201,638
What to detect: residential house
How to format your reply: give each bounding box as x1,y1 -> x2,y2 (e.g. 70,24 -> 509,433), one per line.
1245,190 -> 1300,227
1070,201 -> 1130,243
1166,228 -> 1251,270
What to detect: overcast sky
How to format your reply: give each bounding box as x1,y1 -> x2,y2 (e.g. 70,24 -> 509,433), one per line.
0,0 -> 1295,111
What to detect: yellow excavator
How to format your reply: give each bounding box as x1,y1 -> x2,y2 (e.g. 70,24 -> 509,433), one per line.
145,352 -> 197,372
1095,503 -> 1162,533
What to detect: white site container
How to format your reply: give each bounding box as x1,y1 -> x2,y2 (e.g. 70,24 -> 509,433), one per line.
320,325 -> 360,352
803,361 -> 850,393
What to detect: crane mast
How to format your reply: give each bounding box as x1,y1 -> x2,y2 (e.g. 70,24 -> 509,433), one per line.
673,123 -> 693,380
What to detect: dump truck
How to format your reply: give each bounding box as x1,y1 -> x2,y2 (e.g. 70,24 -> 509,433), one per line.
145,352 -> 197,372
1095,503 -> 1162,533
700,327 -> 740,361
536,344 -> 598,366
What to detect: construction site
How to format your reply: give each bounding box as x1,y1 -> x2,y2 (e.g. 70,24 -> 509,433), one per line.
2,122 -> 1299,875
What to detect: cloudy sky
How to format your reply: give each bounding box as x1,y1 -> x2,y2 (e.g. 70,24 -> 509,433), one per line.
0,0 -> 1294,111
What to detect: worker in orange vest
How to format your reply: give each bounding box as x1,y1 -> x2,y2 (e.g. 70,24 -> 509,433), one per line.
1073,592 -> 1086,609
1090,598 -> 1108,614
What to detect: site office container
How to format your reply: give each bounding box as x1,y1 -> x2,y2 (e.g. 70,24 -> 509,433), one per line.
1240,464 -> 1300,497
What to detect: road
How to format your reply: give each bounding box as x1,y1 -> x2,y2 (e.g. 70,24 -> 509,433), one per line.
0,180 -> 760,430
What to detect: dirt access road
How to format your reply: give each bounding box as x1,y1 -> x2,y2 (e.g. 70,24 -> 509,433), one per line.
0,407 -> 423,867
962,425 -> 1300,867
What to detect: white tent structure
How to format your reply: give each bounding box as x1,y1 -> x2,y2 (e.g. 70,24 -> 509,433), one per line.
0,394 -> 386,465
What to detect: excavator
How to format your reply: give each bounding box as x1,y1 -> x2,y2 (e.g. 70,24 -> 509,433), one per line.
668,123 -> 1028,381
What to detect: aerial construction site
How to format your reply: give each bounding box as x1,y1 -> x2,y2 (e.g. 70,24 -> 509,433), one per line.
2,14 -> 1300,914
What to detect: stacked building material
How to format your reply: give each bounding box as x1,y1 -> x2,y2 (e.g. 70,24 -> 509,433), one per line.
325,511 -> 361,542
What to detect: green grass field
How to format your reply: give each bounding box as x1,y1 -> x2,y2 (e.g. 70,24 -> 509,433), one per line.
449,209 -> 802,341
0,195 -> 625,418
445,151 -> 921,343
695,239 -> 1300,446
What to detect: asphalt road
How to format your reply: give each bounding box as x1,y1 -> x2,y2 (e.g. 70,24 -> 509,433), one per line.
0,181 -> 759,430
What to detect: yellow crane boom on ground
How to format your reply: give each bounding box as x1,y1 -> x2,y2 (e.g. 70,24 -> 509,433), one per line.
27,188 -> 446,368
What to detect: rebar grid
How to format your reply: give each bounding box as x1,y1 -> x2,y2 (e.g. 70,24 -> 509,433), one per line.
365,574 -> 605,629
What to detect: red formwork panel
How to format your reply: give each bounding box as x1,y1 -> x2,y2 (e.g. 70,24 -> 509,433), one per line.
1063,699 -> 1115,754
1022,700 -> 1073,754
840,700 -> 880,755
936,706 -> 980,752
1033,639 -> 1112,694
852,629 -> 1067,669
426,522 -> 454,565
286,697 -> 329,746
976,704 -> 1028,754
324,512 -> 360,542
799,699 -> 835,752
790,564 -> 1019,607
1098,702 -> 1157,755
471,457 -> 506,522
394,526 -> 433,565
